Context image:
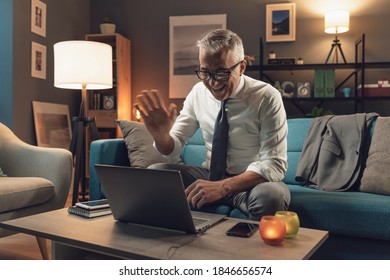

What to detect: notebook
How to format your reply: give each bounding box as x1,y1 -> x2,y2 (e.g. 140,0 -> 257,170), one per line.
94,164 -> 226,233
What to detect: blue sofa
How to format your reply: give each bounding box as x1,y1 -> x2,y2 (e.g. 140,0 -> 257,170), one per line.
89,118 -> 390,259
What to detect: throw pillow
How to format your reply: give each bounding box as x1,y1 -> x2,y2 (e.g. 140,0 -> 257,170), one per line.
360,116 -> 390,195
116,120 -> 171,168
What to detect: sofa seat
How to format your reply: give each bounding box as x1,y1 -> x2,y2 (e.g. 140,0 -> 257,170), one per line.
0,177 -> 54,213
288,184 -> 390,241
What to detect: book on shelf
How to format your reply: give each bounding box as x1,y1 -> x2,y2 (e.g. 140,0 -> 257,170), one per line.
68,205 -> 112,218
324,69 -> 335,98
93,93 -> 101,109
314,69 -> 324,97
314,69 -> 335,98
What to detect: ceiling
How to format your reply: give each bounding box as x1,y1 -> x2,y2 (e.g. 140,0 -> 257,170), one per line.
294,0 -> 387,18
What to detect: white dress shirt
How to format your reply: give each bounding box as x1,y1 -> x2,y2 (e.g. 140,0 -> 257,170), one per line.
163,75 -> 288,182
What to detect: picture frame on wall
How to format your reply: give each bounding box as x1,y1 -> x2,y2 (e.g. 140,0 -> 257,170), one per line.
31,41 -> 46,79
266,3 -> 296,42
31,0 -> 46,37
169,14 -> 227,98
32,101 -> 72,149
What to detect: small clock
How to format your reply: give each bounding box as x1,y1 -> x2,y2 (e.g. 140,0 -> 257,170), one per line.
297,82 -> 311,98
103,95 -> 115,110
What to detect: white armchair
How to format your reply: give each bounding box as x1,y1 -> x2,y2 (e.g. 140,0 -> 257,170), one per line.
0,122 -> 73,258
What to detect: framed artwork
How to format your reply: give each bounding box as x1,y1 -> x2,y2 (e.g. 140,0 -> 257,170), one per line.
169,14 -> 227,98
31,41 -> 46,79
32,101 -> 72,149
31,0 -> 46,37
266,3 -> 296,42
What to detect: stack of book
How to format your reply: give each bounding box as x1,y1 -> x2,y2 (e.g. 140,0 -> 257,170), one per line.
314,69 -> 335,98
68,199 -> 112,218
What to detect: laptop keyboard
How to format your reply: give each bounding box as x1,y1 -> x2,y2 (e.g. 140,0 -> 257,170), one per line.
193,217 -> 208,226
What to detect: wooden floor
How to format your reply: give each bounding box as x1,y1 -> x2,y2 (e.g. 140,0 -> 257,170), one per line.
0,194 -> 73,260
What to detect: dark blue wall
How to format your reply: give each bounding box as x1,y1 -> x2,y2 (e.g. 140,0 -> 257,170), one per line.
0,0 -> 13,128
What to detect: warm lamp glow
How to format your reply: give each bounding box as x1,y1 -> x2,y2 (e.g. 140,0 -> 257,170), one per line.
275,211 -> 300,238
324,10 -> 350,34
54,40 -> 113,116
259,216 -> 286,245
54,41 -> 113,90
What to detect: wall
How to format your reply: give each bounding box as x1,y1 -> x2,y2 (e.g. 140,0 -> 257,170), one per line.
4,0 -> 390,143
0,0 -> 13,128
90,0 -> 390,117
10,0 -> 90,143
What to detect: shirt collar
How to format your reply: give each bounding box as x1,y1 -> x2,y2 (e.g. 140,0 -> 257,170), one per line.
229,75 -> 245,99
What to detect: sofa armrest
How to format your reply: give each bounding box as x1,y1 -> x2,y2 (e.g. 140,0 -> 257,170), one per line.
89,138 -> 130,200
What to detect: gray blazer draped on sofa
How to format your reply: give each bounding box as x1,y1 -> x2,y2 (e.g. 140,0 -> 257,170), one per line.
295,113 -> 378,191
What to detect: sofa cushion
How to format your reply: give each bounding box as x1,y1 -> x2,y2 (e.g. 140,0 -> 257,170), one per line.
288,184 -> 390,241
117,120 -> 170,168
180,129 -> 206,166
360,116 -> 390,195
0,177 -> 54,213
284,118 -> 312,185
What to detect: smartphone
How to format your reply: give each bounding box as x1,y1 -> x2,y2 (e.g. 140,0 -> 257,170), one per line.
75,199 -> 109,210
226,222 -> 259,238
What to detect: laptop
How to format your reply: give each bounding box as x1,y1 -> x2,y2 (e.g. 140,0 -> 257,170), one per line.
94,164 -> 226,233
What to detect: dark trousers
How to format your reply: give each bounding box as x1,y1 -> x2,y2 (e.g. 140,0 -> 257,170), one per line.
148,163 -> 291,221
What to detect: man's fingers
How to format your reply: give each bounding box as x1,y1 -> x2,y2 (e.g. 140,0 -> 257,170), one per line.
137,89 -> 171,118
134,102 -> 148,117
136,92 -> 153,113
193,191 -> 206,208
168,103 -> 178,121
150,90 -> 164,109
144,90 -> 160,109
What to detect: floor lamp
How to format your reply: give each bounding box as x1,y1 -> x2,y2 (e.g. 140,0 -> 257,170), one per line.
54,41 -> 113,205
324,10 -> 350,64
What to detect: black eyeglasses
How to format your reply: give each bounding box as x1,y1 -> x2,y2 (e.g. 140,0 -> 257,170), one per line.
195,60 -> 243,82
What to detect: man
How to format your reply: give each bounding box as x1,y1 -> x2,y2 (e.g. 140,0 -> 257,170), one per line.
135,29 -> 290,221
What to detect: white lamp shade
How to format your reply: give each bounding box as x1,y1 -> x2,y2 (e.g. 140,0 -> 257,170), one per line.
54,41 -> 113,90
324,10 -> 350,34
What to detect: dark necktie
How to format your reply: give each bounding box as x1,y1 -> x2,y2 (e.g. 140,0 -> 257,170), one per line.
209,99 -> 229,181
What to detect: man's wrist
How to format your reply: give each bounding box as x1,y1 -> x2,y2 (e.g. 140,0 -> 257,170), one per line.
154,133 -> 174,155
219,179 -> 231,196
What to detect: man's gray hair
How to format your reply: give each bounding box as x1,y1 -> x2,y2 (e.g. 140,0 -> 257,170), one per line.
197,29 -> 245,61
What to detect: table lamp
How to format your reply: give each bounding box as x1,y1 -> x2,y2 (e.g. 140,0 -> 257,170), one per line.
54,40 -> 113,204
324,10 -> 350,64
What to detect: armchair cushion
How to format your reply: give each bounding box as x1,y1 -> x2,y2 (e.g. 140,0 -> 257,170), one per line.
0,177 -> 54,213
117,120 -> 169,168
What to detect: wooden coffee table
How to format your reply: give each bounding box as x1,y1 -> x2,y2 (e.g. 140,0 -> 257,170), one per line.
0,208 -> 328,260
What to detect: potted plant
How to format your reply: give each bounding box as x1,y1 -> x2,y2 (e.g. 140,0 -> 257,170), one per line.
100,17 -> 116,34
306,106 -> 333,117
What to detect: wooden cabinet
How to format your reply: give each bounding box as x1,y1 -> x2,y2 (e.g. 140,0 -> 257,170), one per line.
85,33 -> 131,174
85,33 -> 131,135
